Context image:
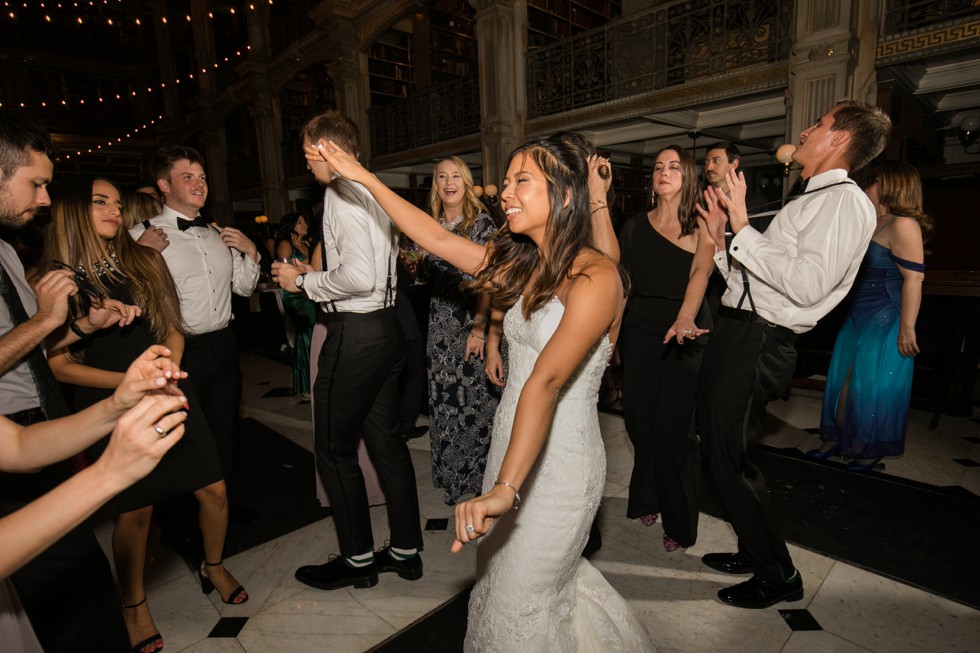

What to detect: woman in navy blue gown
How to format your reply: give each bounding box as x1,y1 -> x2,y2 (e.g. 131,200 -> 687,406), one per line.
810,160 -> 931,471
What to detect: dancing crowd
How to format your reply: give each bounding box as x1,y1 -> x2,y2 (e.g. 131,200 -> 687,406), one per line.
0,95 -> 935,652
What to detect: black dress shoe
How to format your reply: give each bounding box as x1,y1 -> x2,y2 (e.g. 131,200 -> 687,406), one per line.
375,547 -> 423,581
402,425 -> 429,442
718,572 -> 804,609
702,552 -> 754,575
295,556 -> 378,590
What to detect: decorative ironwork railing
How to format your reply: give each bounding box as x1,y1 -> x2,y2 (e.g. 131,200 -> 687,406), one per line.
527,0 -> 795,119
369,76 -> 481,158
883,0 -> 980,35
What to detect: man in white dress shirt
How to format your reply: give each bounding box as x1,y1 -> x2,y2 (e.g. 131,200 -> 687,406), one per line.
130,146 -> 260,506
276,111 -> 423,591
695,101 -> 892,608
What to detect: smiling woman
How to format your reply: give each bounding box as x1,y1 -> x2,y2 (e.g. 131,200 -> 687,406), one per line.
311,133 -> 653,651
417,155 -> 501,506
39,176 -> 248,653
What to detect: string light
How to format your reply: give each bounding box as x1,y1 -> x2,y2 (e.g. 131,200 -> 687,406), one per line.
62,115 -> 164,160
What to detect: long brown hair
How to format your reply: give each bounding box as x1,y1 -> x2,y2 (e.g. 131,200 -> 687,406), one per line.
875,160 -> 933,242
44,176 -> 183,342
469,134 -> 625,319
428,156 -> 485,238
651,145 -> 701,237
121,190 -> 162,230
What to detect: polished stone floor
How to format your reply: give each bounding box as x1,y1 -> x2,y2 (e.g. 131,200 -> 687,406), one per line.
93,352 -> 980,652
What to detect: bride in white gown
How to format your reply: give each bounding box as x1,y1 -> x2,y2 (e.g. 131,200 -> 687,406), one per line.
311,133 -> 655,652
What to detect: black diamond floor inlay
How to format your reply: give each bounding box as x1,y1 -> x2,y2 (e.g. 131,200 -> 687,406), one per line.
803,427 -> 821,435
962,436 -> 980,444
953,458 -> 980,468
425,518 -> 449,531
209,616 -> 249,638
779,609 -> 822,631
257,380 -> 271,386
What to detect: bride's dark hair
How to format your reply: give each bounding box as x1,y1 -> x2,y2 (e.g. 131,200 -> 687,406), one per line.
469,134 -> 599,320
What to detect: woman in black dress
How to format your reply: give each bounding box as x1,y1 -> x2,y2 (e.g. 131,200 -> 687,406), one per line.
44,178 -> 247,653
619,145 -> 714,551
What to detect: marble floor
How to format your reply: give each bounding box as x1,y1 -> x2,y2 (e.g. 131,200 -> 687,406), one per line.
94,352 -> 980,653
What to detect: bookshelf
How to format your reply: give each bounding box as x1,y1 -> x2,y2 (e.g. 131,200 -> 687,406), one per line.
527,0 -> 622,49
366,0 -> 477,106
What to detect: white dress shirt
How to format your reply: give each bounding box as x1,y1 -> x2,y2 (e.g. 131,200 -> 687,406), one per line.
303,178 -> 399,313
0,240 -> 41,413
713,168 -> 876,334
129,206 -> 260,335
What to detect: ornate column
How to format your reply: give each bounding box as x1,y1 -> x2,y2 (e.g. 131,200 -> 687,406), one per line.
189,0 -> 232,225
470,0 -> 525,187
786,0 -> 881,149
311,2 -> 371,158
245,5 -> 290,222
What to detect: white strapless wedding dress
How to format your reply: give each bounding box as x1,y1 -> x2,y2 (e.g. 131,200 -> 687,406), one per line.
465,297 -> 654,652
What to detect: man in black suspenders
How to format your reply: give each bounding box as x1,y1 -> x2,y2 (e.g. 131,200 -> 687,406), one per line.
276,111 -> 423,591
694,101 -> 892,609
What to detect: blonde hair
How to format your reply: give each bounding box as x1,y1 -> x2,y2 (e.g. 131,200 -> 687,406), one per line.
428,156 -> 484,239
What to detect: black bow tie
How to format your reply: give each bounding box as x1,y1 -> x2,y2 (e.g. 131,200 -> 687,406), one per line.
177,215 -> 211,231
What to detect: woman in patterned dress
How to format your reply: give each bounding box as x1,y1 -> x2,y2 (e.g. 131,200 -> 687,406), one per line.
417,156 -> 502,505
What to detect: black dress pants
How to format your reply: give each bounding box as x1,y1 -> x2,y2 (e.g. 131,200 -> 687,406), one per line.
621,321 -> 703,546
182,327 -> 242,484
696,313 -> 798,583
313,308 -> 423,557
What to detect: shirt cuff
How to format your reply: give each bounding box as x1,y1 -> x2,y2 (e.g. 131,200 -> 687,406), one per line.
728,225 -> 763,265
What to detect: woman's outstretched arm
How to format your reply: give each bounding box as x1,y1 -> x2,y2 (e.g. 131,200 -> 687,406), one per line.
0,394 -> 186,579
310,141 -> 487,275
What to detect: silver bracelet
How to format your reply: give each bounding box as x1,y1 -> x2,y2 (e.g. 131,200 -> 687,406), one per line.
493,480 -> 521,510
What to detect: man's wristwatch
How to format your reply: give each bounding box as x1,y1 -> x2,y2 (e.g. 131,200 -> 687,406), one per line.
294,273 -> 305,289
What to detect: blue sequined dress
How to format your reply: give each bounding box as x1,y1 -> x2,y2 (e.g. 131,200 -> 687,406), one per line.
819,238 -> 925,458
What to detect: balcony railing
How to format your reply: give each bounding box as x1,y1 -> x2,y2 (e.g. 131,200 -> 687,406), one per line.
883,0 -> 980,36
369,76 -> 480,158
527,0 -> 794,118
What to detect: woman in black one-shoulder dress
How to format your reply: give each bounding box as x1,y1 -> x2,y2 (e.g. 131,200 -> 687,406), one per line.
619,145 -> 715,551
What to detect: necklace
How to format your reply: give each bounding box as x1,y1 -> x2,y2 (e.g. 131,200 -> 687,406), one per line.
441,211 -> 464,233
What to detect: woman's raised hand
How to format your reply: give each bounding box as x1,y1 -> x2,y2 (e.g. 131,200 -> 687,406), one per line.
305,141 -> 372,185
587,154 -> 612,197
111,345 -> 188,412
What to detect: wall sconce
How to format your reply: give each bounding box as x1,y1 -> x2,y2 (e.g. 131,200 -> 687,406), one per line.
483,184 -> 499,207
960,115 -> 979,147
775,143 -> 796,176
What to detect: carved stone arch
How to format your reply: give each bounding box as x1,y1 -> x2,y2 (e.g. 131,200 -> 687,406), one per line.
355,0 -> 427,53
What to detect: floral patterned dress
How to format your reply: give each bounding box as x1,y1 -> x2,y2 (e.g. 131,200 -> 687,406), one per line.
417,211 -> 501,505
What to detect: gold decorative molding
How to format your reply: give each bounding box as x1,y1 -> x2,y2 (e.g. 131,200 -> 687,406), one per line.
369,132 -> 482,169
877,19 -> 980,65
527,63 -> 789,136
